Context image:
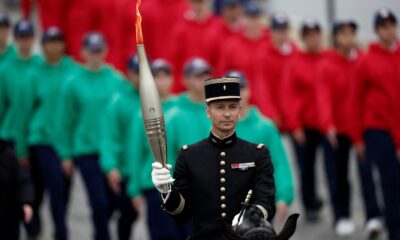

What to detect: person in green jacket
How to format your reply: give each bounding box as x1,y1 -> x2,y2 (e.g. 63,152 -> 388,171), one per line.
229,70 -> 295,225
99,54 -> 141,240
26,27 -> 78,240
165,58 -> 212,163
0,12 -> 16,64
0,19 -> 41,238
56,32 -> 124,240
127,59 -> 185,240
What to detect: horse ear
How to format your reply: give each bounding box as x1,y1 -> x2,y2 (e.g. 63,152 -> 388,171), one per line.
276,214 -> 300,240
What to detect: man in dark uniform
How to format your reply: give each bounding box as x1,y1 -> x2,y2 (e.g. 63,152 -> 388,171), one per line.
151,77 -> 276,239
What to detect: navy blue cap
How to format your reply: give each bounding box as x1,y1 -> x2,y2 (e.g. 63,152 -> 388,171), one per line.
0,12 -> 10,27
221,0 -> 241,7
127,54 -> 139,73
301,18 -> 321,36
271,12 -> 289,30
41,27 -> 64,44
83,32 -> 106,52
332,20 -> 357,35
14,19 -> 34,37
244,1 -> 262,17
374,8 -> 397,28
225,70 -> 247,87
151,59 -> 172,75
184,58 -> 212,76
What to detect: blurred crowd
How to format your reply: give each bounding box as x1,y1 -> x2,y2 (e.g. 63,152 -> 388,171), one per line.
0,0 -> 400,240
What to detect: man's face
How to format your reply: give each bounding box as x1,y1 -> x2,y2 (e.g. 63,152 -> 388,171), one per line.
244,15 -> 262,32
185,72 -> 210,96
43,40 -> 65,59
207,100 -> 241,133
154,71 -> 173,97
189,0 -> 208,14
82,49 -> 106,66
375,21 -> 398,44
335,26 -> 357,50
302,30 -> 322,52
272,28 -> 290,45
0,27 -> 9,46
222,4 -> 243,23
15,36 -> 34,53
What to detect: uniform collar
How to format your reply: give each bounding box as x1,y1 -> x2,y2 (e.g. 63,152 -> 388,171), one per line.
209,131 -> 237,149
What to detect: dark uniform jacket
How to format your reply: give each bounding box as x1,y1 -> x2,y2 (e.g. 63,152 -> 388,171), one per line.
164,132 -> 276,240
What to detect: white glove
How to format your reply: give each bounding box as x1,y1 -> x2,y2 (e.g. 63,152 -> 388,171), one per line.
232,211 -> 245,227
151,162 -> 174,194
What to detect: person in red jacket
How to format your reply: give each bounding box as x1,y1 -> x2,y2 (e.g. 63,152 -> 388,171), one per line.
316,21 -> 366,237
141,0 -> 188,60
281,18 -> 326,222
168,0 -> 223,92
349,8 -> 400,240
217,1 -> 270,109
203,0 -> 244,68
21,0 -> 68,31
64,0 -> 120,68
256,12 -> 298,129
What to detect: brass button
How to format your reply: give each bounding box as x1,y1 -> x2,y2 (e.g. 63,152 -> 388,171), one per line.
220,187 -> 226,192
220,178 -> 226,183
220,169 -> 225,174
221,212 -> 227,218
220,161 -> 225,166
221,204 -> 226,209
221,152 -> 226,157
221,196 -> 226,201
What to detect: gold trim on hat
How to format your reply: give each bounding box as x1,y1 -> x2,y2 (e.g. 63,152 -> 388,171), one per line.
204,77 -> 240,86
205,96 -> 241,103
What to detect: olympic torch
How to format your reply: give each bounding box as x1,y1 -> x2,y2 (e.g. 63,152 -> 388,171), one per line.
137,45 -> 170,193
135,0 -> 170,193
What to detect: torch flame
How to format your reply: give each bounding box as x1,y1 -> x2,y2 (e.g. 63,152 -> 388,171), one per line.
136,0 -> 144,44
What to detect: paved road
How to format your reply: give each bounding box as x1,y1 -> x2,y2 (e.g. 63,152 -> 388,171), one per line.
20,137 -> 388,240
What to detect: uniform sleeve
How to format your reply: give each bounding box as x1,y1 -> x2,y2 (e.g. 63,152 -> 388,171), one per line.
100,97 -> 122,175
266,123 -> 294,205
252,147 -> 276,221
348,60 -> 368,145
281,61 -> 302,132
163,149 -> 193,224
316,62 -> 334,133
127,113 -> 146,198
55,80 -> 78,159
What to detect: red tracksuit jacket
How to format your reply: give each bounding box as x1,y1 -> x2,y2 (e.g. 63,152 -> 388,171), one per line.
203,21 -> 243,69
316,49 -> 362,136
21,0 -> 68,30
256,42 -> 298,128
65,0 -> 120,68
217,30 -> 270,106
281,50 -> 327,132
349,42 -> 400,148
168,13 -> 224,92
141,0 -> 188,60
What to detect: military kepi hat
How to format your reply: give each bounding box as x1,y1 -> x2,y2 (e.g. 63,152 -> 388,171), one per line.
204,77 -> 241,103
